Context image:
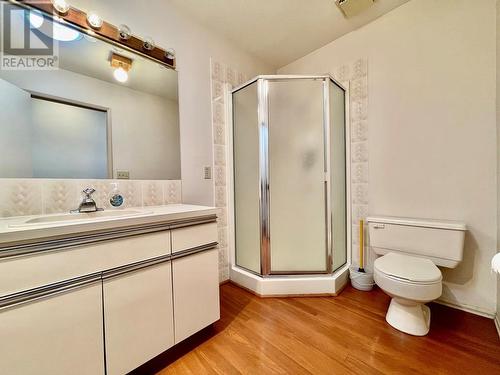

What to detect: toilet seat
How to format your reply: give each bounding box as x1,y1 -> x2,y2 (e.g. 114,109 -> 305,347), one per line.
374,253 -> 442,303
374,252 -> 441,283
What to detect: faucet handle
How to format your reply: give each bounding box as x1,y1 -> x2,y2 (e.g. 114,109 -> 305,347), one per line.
82,187 -> 96,197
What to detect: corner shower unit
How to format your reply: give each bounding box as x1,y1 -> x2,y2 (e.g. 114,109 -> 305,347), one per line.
230,76 -> 350,295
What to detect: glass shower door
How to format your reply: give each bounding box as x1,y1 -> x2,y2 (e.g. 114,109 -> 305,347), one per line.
268,79 -> 327,273
233,82 -> 261,274
330,80 -> 347,271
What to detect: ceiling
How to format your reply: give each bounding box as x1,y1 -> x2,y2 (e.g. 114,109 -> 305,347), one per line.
170,0 -> 410,68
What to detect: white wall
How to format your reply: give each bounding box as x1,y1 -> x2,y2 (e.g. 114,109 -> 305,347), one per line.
69,0 -> 274,205
280,0 -> 497,314
1,69 -> 181,180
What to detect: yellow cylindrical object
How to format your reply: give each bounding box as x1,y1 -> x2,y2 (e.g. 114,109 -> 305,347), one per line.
359,219 -> 364,270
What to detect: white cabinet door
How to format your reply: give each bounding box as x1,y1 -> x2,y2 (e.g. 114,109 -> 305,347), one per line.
173,249 -> 220,343
103,260 -> 174,375
0,282 -> 104,375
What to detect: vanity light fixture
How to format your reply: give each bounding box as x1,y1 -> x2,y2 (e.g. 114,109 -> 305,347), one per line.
118,24 -> 131,40
51,0 -> 70,15
165,48 -> 176,60
22,1 -> 175,68
143,37 -> 155,51
110,53 -> 132,83
86,11 -> 103,29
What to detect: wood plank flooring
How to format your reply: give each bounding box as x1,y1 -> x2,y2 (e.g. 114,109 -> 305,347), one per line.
132,283 -> 500,375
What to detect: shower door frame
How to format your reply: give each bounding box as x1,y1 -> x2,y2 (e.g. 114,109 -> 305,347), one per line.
231,75 -> 350,277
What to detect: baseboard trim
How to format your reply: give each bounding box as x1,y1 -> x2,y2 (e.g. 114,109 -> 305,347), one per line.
435,299 -> 495,319
228,280 -> 340,298
219,279 -> 230,286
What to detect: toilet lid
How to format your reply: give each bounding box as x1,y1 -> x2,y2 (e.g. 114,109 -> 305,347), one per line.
374,252 -> 441,283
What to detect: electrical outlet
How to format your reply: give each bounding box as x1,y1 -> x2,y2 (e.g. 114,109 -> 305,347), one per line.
116,170 -> 130,179
204,166 -> 212,180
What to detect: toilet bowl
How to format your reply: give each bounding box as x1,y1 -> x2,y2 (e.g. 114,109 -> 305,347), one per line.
367,216 -> 466,336
374,252 -> 442,336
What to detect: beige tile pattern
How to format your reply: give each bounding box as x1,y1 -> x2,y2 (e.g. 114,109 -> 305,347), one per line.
42,180 -> 77,214
332,58 -> 370,270
116,180 -> 142,208
0,178 -> 182,218
163,180 -> 182,204
210,58 -> 247,282
142,180 -> 164,207
0,179 -> 42,217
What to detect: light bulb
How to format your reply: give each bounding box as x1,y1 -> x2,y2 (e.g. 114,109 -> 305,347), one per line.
143,37 -> 155,51
118,24 -> 131,40
86,11 -> 103,29
51,0 -> 70,15
492,253 -> 500,273
113,67 -> 128,83
165,48 -> 175,60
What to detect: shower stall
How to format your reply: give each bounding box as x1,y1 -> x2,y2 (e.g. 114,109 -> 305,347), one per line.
230,76 -> 349,292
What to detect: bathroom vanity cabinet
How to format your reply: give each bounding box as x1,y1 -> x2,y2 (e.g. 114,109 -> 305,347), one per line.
0,205 -> 219,375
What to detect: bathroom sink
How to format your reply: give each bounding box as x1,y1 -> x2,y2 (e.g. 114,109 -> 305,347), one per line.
9,210 -> 152,228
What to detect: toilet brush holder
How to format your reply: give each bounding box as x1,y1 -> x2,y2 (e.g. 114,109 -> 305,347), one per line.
349,267 -> 375,291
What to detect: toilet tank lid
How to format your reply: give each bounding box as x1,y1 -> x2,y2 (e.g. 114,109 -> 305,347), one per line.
366,216 -> 466,231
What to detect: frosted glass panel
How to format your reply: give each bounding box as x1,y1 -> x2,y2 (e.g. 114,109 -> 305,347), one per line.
268,80 -> 327,272
233,83 -> 261,273
330,81 -> 347,271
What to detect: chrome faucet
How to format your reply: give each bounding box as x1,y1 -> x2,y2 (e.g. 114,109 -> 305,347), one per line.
71,188 -> 104,213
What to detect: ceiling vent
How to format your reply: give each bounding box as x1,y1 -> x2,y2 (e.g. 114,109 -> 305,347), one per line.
336,0 -> 374,18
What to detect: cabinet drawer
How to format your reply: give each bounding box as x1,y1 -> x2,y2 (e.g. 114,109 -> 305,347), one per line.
171,222 -> 217,254
0,231 -> 170,297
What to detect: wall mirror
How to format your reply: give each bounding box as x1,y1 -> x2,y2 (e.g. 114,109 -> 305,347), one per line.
0,2 -> 180,180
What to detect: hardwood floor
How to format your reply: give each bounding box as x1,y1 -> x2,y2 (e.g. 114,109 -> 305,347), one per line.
132,283 -> 500,375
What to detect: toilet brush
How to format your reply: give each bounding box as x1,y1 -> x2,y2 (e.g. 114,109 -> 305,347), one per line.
358,219 -> 365,273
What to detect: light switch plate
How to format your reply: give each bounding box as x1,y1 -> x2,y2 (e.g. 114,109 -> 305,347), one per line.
117,170 -> 130,179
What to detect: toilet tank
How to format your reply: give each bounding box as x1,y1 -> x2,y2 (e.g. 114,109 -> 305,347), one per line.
366,216 -> 466,268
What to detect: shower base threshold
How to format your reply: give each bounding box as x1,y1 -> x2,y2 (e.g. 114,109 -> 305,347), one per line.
230,265 -> 350,297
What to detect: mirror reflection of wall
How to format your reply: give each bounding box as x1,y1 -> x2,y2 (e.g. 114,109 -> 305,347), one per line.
0,7 -> 180,180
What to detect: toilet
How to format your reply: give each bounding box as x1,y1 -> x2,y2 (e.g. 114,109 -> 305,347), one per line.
366,216 -> 466,336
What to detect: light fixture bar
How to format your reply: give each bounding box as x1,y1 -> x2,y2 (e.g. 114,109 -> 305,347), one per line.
17,0 -> 176,69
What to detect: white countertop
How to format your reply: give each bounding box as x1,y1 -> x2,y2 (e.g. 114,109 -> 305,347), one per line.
0,204 -> 217,246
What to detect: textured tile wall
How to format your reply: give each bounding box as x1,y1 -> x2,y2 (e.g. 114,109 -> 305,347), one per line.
210,58 -> 247,282
0,178 -> 182,218
331,58 -> 370,270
